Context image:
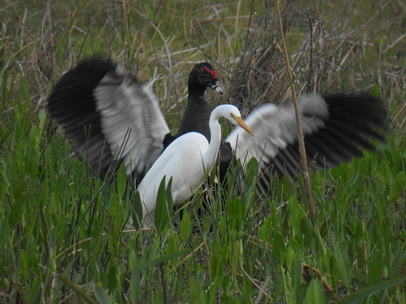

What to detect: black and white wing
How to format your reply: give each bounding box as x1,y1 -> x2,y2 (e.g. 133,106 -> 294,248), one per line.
226,93 -> 387,181
47,58 -> 169,179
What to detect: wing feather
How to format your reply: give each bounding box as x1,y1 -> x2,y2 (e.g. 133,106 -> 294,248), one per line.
226,93 -> 386,180
47,58 -> 169,179
94,66 -> 169,178
226,93 -> 328,170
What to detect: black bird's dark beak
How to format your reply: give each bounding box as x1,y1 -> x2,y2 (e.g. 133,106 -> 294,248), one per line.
211,83 -> 224,95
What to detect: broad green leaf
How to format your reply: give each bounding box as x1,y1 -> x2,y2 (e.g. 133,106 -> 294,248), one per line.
94,284 -> 111,304
180,209 -> 191,242
303,279 -> 327,304
339,277 -> 406,304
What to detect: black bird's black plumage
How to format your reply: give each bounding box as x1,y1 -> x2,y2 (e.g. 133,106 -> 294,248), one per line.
47,59 -> 116,173
163,62 -> 222,148
48,57 -> 387,194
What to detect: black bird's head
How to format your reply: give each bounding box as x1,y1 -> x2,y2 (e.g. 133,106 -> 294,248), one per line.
188,62 -> 223,95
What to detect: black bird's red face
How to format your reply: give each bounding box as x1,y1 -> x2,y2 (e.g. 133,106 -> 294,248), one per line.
192,62 -> 223,94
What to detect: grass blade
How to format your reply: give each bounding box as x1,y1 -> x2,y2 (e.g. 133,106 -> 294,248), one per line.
339,277 -> 406,304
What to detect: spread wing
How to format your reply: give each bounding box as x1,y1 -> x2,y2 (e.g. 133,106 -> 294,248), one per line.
47,58 -> 169,180
226,93 -> 387,183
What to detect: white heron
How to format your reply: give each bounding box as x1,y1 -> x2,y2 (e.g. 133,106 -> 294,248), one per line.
137,104 -> 253,227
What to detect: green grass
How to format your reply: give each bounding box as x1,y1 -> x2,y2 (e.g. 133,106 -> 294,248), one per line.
1,0 -> 405,303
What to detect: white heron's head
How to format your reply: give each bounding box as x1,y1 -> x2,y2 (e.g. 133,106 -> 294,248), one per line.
214,105 -> 254,136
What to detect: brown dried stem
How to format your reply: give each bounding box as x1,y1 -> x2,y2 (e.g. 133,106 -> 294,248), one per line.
274,0 -> 316,226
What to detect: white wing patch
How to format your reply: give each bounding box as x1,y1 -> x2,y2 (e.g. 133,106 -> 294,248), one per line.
94,69 -> 169,178
226,93 -> 329,170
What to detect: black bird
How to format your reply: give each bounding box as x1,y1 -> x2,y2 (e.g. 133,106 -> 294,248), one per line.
47,58 -> 387,191
47,58 -> 223,180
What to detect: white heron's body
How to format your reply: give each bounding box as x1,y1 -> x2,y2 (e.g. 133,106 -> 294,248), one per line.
137,105 -> 253,227
137,133 -> 210,226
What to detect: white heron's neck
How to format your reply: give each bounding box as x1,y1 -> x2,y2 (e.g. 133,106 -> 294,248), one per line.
202,109 -> 223,172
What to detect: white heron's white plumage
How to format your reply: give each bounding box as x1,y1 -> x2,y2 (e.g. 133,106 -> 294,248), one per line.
138,104 -> 252,227
94,68 -> 169,177
226,93 -> 329,170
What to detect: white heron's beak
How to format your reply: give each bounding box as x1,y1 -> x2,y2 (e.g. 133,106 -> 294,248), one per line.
233,115 -> 254,136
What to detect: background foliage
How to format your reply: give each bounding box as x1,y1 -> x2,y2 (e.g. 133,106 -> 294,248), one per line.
1,0 -> 405,303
